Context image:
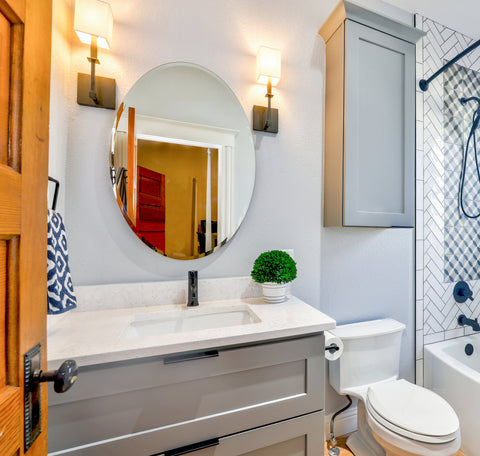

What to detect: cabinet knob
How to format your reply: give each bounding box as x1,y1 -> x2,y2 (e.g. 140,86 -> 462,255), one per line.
32,359 -> 78,393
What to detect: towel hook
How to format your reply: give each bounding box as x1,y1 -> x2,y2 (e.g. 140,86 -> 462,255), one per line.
48,176 -> 60,211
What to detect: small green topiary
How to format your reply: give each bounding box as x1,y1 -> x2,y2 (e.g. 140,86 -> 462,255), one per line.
251,250 -> 297,284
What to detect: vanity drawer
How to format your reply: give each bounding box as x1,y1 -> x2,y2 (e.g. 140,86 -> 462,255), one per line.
50,410 -> 324,456
48,334 -> 324,454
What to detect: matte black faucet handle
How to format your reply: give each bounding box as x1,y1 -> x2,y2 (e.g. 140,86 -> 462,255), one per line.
32,360 -> 78,393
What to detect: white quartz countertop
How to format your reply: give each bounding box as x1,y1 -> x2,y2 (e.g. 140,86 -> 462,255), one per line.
47,296 -> 336,369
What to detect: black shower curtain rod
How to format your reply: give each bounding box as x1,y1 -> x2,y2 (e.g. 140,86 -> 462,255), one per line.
419,39 -> 480,91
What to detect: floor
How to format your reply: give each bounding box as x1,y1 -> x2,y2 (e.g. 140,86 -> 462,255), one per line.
324,434 -> 466,456
323,434 -> 352,456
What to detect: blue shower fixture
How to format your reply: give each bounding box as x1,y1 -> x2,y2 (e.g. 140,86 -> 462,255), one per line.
459,96 -> 480,219
419,39 -> 480,91
453,281 -> 474,303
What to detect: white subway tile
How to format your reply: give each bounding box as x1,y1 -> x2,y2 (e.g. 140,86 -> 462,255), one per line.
424,332 -> 445,345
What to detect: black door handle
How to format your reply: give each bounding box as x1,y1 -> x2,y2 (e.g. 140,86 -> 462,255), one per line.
155,438 -> 220,456
32,359 -> 78,393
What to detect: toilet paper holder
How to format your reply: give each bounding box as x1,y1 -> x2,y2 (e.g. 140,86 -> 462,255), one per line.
325,343 -> 340,354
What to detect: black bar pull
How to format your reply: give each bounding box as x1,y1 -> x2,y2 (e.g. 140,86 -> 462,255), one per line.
163,350 -> 219,365
156,438 -> 220,456
32,359 -> 78,393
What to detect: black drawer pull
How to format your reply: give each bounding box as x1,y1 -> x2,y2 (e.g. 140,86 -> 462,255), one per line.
160,437 -> 220,456
163,350 -> 219,365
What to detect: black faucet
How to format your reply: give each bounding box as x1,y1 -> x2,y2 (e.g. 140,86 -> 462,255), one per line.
458,314 -> 480,331
187,270 -> 199,307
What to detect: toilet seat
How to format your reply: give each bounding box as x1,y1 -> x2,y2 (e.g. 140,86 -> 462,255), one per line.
366,379 -> 459,444
367,409 -> 461,456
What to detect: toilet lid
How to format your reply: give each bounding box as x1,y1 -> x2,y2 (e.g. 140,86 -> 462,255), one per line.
367,380 -> 459,439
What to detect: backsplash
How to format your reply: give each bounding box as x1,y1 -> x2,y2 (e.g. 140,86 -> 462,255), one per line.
416,15 -> 480,384
74,276 -> 262,312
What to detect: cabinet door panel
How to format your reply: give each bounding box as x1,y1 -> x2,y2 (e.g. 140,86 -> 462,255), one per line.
344,20 -> 415,227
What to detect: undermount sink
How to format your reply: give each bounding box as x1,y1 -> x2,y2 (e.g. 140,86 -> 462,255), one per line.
122,304 -> 261,339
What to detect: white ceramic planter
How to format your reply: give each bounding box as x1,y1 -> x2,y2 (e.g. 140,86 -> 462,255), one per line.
261,282 -> 287,303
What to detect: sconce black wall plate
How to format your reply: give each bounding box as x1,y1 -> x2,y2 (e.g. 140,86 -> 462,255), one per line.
253,105 -> 278,134
77,73 -> 116,109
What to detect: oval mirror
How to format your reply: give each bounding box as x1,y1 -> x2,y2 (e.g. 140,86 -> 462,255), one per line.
110,63 -> 255,260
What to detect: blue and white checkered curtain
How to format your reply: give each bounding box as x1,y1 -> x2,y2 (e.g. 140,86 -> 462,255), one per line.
47,210 -> 77,314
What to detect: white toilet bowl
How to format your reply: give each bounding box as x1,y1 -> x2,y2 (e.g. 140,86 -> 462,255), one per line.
328,319 -> 461,456
357,380 -> 460,456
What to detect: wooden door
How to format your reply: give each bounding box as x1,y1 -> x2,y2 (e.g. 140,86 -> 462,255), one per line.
0,0 -> 52,455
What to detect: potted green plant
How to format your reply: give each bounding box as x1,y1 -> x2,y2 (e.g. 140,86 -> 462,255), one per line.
251,250 -> 297,303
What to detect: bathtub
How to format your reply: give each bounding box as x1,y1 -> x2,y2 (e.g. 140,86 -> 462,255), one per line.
424,335 -> 480,456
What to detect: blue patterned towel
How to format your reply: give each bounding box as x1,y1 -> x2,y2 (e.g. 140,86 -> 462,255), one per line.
47,210 -> 77,314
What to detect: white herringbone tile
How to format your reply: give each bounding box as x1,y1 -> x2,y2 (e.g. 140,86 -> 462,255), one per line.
419,16 -> 480,340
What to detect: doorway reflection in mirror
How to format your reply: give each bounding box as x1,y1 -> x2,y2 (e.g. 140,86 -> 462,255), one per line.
113,112 -> 237,260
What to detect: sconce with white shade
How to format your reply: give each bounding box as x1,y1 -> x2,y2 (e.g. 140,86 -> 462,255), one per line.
74,0 -> 116,109
253,46 -> 281,133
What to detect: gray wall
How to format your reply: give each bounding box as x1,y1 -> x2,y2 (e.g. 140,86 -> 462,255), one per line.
50,0 -> 420,412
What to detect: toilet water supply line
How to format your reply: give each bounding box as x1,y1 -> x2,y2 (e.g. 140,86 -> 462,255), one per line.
328,395 -> 353,456
459,96 -> 480,218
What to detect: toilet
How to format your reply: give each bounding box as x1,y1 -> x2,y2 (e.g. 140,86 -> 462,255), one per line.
329,319 -> 461,456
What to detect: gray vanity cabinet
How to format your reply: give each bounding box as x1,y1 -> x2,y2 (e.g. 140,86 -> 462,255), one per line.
48,335 -> 325,455
320,1 -> 424,227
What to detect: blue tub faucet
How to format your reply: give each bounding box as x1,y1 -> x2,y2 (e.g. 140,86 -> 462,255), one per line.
458,314 -> 480,332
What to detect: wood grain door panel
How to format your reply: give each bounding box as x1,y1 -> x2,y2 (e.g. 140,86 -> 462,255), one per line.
0,0 -> 52,455
0,12 -> 10,163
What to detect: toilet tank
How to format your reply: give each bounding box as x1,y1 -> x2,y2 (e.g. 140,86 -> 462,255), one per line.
329,319 -> 405,394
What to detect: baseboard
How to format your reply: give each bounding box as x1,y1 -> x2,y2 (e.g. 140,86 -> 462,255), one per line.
324,405 -> 358,441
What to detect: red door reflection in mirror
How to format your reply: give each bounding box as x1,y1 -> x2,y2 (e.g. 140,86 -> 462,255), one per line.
136,166 -> 166,253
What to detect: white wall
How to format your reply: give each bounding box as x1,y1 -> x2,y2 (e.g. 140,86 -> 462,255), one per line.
50,0 -> 425,414
49,0 -> 73,215
58,0 -> 336,291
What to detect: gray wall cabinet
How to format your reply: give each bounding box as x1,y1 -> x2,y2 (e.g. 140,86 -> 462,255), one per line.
48,335 -> 325,455
320,1 -> 424,227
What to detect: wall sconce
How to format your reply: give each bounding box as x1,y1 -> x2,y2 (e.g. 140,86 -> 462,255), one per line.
74,0 -> 116,109
253,46 -> 281,134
